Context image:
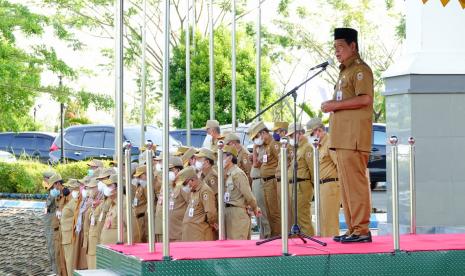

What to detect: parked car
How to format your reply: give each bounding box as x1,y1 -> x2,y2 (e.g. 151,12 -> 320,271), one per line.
0,150 -> 16,163
368,123 -> 386,190
49,124 -> 181,163
169,129 -> 206,148
0,132 -> 57,163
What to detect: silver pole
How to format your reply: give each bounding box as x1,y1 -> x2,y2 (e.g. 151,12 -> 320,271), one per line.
192,0 -> 196,51
255,0 -> 261,120
408,137 -> 416,235
140,0 -> 147,148
231,0 -> 236,132
162,0 -> 171,260
124,141 -> 133,245
209,0 -> 215,120
145,140 -> 155,252
280,139 -> 289,255
389,136 -> 400,251
186,0 -> 191,146
217,141 -> 225,240
115,0 -> 125,245
311,137 -> 321,236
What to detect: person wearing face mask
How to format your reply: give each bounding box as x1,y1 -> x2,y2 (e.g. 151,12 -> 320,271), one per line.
154,156 -> 184,242
178,167 -> 217,241
248,121 -> 281,237
132,165 -> 149,242
60,179 -> 80,276
86,159 -> 104,177
92,169 -> 116,247
181,147 -> 197,169
306,118 -> 341,237
81,179 -> 100,269
224,133 -> 252,185
168,159 -> 191,242
272,122 -> 289,142
222,145 -> 261,240
203,120 -> 222,151
286,123 -> 315,236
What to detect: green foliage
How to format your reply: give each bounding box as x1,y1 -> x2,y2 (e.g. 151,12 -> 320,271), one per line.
54,161 -> 88,181
0,161 -> 49,194
169,26 -> 277,129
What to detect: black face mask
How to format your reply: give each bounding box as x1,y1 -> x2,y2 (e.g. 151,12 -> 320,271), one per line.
273,132 -> 281,141
62,187 -> 70,197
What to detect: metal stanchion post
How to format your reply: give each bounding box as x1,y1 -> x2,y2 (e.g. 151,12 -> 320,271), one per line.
217,141 -> 225,240
408,137 -> 416,235
389,136 -> 400,251
280,138 -> 289,255
123,141 -> 133,245
311,137 -> 321,236
145,140 -> 155,252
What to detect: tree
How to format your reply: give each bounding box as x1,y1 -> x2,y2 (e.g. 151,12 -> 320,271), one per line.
169,26 -> 276,129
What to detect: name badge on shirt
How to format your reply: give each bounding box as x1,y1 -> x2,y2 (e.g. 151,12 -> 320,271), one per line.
169,200 -> 174,210
263,154 -> 268,163
56,210 -> 62,219
188,207 -> 194,217
336,90 -> 343,101
224,192 -> 230,203
90,215 -> 95,226
99,212 -> 104,222
133,198 -> 138,207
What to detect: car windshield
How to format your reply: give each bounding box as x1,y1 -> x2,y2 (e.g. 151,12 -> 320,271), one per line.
124,126 -> 181,147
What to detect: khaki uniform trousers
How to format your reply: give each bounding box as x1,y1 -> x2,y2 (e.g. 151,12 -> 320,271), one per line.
289,181 -> 314,236
252,178 -> 271,239
225,206 -> 251,240
320,181 -> 341,237
63,242 -> 74,276
53,229 -> 67,275
262,178 -> 281,237
335,149 -> 371,236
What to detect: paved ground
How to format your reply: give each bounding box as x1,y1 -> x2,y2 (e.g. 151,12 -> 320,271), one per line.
0,207 -> 52,276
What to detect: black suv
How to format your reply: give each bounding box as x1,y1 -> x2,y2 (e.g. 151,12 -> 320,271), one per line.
169,129 -> 206,148
0,132 -> 57,163
368,123 -> 386,190
49,124 -> 181,163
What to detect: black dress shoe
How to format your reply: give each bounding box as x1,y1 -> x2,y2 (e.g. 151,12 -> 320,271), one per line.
340,232 -> 372,243
333,234 -> 349,242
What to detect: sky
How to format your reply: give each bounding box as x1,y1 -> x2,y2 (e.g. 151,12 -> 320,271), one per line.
14,0 -> 406,131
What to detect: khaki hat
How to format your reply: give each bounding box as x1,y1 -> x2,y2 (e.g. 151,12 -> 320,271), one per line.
287,123 -> 304,136
174,167 -> 197,187
42,171 -> 55,179
133,165 -> 147,177
248,121 -> 267,139
204,119 -> 220,129
181,147 -> 197,164
64,179 -> 80,190
174,146 -> 190,157
154,153 -> 163,161
45,173 -> 62,190
87,159 -> 104,168
306,117 -> 324,134
272,121 -> 289,132
224,133 -> 241,145
195,148 -> 215,162
96,168 -> 115,180
78,175 -> 92,185
223,144 -> 238,157
169,156 -> 184,168
103,174 -> 118,185
86,178 -> 98,188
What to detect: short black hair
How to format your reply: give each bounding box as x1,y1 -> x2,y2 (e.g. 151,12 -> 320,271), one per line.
205,158 -> 214,166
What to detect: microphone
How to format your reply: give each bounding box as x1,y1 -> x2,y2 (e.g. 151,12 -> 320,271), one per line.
308,58 -> 334,70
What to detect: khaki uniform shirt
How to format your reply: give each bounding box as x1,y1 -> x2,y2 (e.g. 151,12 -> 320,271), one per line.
329,53 -> 374,152
94,197 -> 112,244
60,198 -> 78,245
318,133 -> 338,180
168,185 -> 190,241
288,138 -> 314,181
182,181 -> 217,241
132,185 -> 147,217
260,138 -> 281,178
224,165 -> 257,210
85,197 -> 103,256
237,146 -> 252,179
201,167 -> 218,196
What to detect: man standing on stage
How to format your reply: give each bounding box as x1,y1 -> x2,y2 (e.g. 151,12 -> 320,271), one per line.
321,27 -> 373,243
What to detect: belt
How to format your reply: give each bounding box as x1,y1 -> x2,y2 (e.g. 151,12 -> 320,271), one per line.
320,178 -> 339,184
136,213 -> 145,219
288,178 -> 311,183
252,177 -> 261,181
225,203 -> 236,208
54,227 -> 59,231
276,177 -> 281,182
262,176 -> 275,182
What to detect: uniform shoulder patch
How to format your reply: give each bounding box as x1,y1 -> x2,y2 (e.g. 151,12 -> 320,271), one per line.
306,152 -> 311,159
357,72 -> 364,80
210,179 -> 215,186
203,193 -> 208,200
274,144 -> 279,150
243,158 -> 248,164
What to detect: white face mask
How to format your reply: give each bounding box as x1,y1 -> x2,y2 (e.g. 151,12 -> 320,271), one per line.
131,178 -> 139,186
182,185 -> 191,193
103,186 -> 114,197
194,160 -> 204,171
97,181 -> 105,192
308,136 -> 318,145
81,189 -> 88,198
202,134 -> 213,149
155,163 -> 162,172
222,158 -> 229,169
168,171 -> 176,182
113,167 -> 118,173
253,137 -> 264,146
289,138 -> 295,146
71,190 -> 79,199
139,180 -> 147,187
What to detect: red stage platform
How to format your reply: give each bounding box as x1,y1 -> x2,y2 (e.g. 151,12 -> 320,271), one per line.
107,233 -> 465,261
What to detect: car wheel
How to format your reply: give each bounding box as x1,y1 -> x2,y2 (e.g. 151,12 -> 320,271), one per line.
370,181 -> 378,190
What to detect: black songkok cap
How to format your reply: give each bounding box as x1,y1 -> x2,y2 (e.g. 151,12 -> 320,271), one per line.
334,28 -> 358,44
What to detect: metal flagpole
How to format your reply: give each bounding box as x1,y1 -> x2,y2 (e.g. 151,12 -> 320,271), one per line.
217,143 -> 225,240
124,141 -> 133,245
145,141 -> 155,252
140,0 -> 147,148
162,0 -> 171,260
408,137 -> 416,234
280,139 -> 289,255
255,0 -> 261,121
231,0 -> 236,132
389,136 -> 400,251
115,0 -> 125,245
311,137 -> 321,236
186,0 -> 191,146
209,0 -> 215,120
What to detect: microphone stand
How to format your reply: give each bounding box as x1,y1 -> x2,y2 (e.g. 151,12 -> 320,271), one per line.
251,66 -> 328,247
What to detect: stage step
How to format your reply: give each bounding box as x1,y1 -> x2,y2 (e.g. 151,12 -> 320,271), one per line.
74,269 -> 119,276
